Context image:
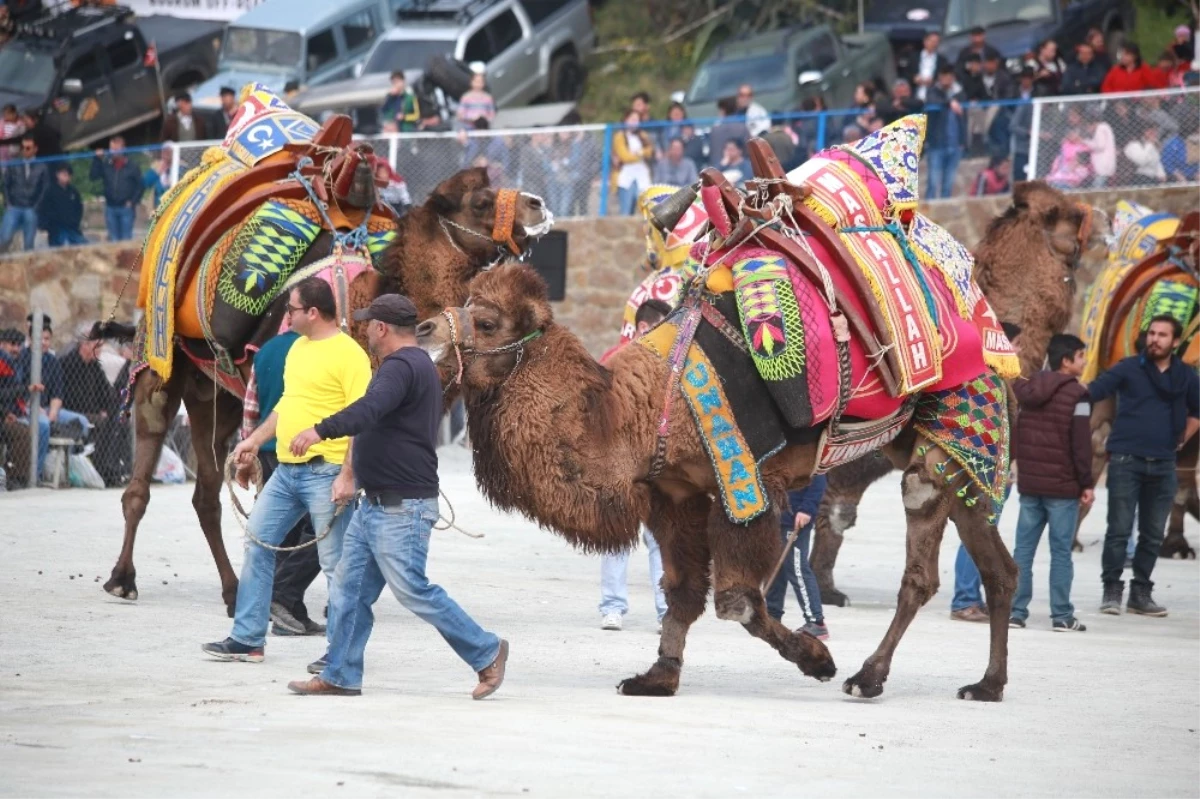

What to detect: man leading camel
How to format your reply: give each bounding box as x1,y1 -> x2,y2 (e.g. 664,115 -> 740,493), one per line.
1090,315 -> 1200,617
202,277 -> 370,662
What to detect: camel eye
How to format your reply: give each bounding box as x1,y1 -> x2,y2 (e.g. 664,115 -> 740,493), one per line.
478,319 -> 496,333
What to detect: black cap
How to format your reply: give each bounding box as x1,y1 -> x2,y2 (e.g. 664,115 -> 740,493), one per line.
0,328 -> 23,344
353,294 -> 419,326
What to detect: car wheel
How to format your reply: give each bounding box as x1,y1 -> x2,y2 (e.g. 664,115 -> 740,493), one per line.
548,55 -> 585,103
426,54 -> 473,101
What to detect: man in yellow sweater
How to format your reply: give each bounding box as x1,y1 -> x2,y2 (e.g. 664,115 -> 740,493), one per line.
203,277 -> 371,663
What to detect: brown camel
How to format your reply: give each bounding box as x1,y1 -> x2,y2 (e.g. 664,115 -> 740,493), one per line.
419,263 -> 1017,701
811,181 -> 1110,606
104,168 -> 551,613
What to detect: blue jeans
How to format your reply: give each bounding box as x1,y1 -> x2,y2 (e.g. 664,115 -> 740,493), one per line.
766,522 -> 824,624
105,204 -> 135,241
16,413 -> 51,480
599,526 -> 666,622
229,460 -> 350,647
322,498 -> 501,689
1102,454 -> 1177,588
0,206 -> 38,250
616,181 -> 641,216
951,544 -> 983,611
49,228 -> 88,247
925,147 -> 962,200
1010,494 -> 1080,622
55,408 -> 92,439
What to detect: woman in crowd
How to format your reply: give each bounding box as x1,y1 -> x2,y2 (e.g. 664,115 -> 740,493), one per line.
612,108 -> 654,215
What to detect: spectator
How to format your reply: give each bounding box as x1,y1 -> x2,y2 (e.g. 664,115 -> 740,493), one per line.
657,101 -> 688,153
161,92 -> 209,143
911,31 -> 951,101
0,103 -> 23,162
1008,334 -> 1093,632
1046,116 -> 1093,189
1009,69 -> 1036,180
60,333 -> 128,486
1090,316 -> 1199,617
791,94 -> 827,158
0,328 -> 32,489
1083,106 -> 1117,187
1062,43 -> 1107,95
380,72 -> 421,132
456,71 -> 496,129
40,163 -> 86,247
0,135 -> 47,252
970,154 -> 1011,196
374,160 -> 411,216
612,109 -> 654,215
1102,43 -> 1157,93
218,86 -> 238,135
90,136 -> 143,242
516,131 -> 553,199
14,319 -> 62,482
736,83 -> 770,137
955,26 -> 1002,83
557,110 -> 599,217
717,138 -> 748,185
707,96 -> 749,168
142,155 -> 168,207
878,78 -> 924,125
846,81 -> 882,133
1027,39 -> 1066,96
762,121 -> 800,170
959,53 -> 987,100
923,65 -> 967,199
766,475 -> 830,640
677,123 -> 708,168
545,129 -> 579,217
653,137 -> 699,186
1138,95 -> 1180,137
1086,28 -> 1113,73
979,53 -> 1013,100
630,91 -> 652,123
1161,120 -> 1199,182
457,117 -> 509,184
282,81 -> 300,103
0,109 -> 61,158
842,124 -> 863,145
1124,123 -> 1167,184
1149,52 -> 1176,90
1172,24 -> 1195,65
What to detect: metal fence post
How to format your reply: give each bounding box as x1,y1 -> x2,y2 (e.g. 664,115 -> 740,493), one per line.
1027,98 -> 1043,182
28,309 -> 43,488
816,112 -> 828,152
598,123 -> 614,217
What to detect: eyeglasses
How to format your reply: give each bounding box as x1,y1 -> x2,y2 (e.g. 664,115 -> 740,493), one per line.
285,305 -> 307,315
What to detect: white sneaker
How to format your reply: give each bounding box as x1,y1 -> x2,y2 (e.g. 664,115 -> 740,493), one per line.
601,613 -> 623,631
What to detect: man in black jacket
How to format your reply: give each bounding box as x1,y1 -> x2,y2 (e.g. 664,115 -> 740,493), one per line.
90,136 -> 143,242
286,294 -> 509,700
60,335 -> 129,485
1089,316 -> 1200,617
924,66 -> 967,199
40,164 -> 87,247
1,136 -> 47,252
1061,43 -> 1107,95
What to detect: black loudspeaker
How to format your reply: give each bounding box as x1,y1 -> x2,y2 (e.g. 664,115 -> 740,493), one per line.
525,230 -> 568,301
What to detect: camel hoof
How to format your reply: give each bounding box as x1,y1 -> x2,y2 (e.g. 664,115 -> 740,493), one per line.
957,682 -> 1004,702
617,675 -> 677,697
103,574 -> 138,602
820,588 -> 850,607
842,672 -> 884,699
785,631 -> 837,682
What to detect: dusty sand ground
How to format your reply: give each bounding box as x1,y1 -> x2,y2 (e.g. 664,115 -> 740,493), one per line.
2,446 -> 1197,798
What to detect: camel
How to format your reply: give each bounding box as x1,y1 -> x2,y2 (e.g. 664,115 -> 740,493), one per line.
419,259 -> 1016,700
104,166 -> 551,613
810,182 -> 1111,606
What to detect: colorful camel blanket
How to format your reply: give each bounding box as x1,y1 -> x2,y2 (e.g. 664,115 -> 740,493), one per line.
913,371 -> 1012,524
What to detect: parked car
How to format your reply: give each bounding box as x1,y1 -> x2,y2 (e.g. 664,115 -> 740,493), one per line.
864,0 -> 1134,78
0,3 -> 223,150
290,0 -> 596,133
685,24 -> 896,120
190,0 -> 404,112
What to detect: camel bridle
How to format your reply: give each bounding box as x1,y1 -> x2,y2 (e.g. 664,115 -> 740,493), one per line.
439,189 -> 528,262
437,306 -> 543,393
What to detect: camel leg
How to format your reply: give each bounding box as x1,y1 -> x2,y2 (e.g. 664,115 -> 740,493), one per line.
618,494 -> 711,697
105,367 -> 184,602
949,498 -> 1016,702
708,495 -> 837,683
1162,444 -> 1197,560
812,454 -> 896,607
842,457 -> 951,699
181,366 -> 244,617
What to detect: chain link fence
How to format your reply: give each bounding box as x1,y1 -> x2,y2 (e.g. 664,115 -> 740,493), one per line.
1028,87 -> 1200,188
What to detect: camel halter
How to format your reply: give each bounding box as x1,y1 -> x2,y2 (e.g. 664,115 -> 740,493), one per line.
439,188 -> 525,261
438,306 -> 543,393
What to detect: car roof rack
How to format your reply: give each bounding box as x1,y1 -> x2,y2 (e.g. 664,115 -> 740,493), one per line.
14,2 -> 133,44
395,0 -> 500,25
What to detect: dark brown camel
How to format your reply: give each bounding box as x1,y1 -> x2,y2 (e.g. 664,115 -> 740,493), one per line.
104,168 -> 551,613
810,181 -> 1111,606
419,264 -> 1016,701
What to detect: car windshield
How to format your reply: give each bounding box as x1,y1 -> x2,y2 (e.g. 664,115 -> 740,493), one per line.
0,45 -> 56,95
364,39 -> 454,74
686,54 -> 789,105
945,0 -> 1053,35
220,27 -> 303,69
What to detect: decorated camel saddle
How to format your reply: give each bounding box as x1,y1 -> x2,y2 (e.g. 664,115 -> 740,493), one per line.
134,83 -> 398,395
632,115 -> 1016,525
1078,201 -> 1199,381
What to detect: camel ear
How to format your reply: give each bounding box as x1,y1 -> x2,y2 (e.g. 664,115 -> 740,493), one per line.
1011,180 -> 1061,219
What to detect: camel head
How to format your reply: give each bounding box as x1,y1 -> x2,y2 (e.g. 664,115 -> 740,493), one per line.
426,167 -> 554,261
417,263 -> 553,391
1010,181 -> 1110,270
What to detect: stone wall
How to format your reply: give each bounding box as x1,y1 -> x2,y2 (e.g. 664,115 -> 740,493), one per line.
1,184 -> 1196,355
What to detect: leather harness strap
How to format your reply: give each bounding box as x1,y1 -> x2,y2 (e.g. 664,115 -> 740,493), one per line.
492,188 -> 522,255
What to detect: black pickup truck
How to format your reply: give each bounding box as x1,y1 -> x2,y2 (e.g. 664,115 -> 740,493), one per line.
0,3 -> 223,150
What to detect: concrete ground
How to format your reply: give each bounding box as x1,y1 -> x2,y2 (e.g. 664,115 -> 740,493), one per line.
2,446 -> 1197,798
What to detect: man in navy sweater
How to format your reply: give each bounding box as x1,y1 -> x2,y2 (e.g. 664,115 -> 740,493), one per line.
766,474 -> 829,640
285,294 -> 508,699
1089,315 -> 1200,617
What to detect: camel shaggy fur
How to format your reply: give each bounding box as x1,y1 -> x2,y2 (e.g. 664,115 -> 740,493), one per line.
420,264 -> 1017,701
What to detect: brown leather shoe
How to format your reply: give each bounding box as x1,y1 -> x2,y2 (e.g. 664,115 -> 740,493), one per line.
472,639 -> 509,700
287,676 -> 361,696
950,606 -> 989,623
